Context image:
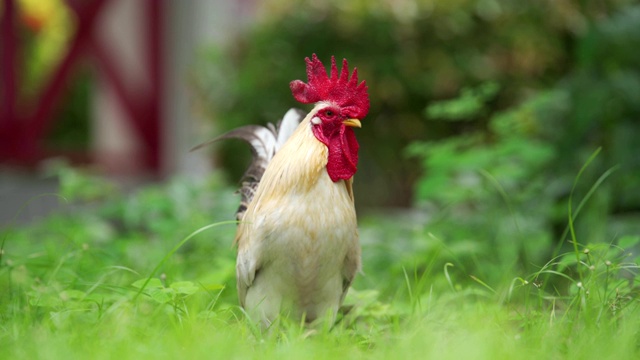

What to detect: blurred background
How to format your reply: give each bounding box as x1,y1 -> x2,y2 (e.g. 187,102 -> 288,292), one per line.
0,0 -> 252,223
1,0 -> 639,282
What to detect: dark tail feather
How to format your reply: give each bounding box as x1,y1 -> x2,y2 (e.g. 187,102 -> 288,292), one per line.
191,108 -> 305,221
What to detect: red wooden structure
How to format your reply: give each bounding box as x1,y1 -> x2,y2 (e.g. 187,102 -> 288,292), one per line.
0,0 -> 164,172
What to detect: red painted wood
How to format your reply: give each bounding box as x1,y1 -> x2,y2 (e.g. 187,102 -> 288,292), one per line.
0,0 -> 165,174
0,0 -> 18,159
145,0 -> 162,171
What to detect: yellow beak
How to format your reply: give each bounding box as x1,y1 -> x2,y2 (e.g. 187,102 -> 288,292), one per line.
342,119 -> 362,128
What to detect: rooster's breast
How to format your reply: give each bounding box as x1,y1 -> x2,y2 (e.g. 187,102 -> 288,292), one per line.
243,171 -> 358,322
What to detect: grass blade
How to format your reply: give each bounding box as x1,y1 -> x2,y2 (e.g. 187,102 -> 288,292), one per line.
133,220 -> 237,300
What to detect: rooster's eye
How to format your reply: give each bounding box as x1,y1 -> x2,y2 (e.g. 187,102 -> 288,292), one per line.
325,110 -> 334,117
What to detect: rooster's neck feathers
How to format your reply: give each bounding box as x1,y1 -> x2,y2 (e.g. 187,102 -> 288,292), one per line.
248,108 -> 331,202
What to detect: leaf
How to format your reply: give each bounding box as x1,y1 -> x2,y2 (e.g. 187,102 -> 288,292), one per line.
425,82 -> 500,121
170,281 -> 200,296
148,288 -> 173,304
132,278 -> 164,289
556,253 -> 578,272
618,235 -> 640,250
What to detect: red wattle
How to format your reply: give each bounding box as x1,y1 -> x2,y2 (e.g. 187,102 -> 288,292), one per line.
325,127 -> 359,182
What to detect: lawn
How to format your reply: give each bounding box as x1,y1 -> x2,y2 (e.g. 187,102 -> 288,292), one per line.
1,170 -> 638,359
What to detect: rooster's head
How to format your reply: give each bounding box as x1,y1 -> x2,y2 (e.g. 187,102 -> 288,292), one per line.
289,54 -> 369,182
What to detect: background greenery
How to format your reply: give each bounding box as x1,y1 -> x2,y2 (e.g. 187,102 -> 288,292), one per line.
2,0 -> 640,358
194,0 -> 640,210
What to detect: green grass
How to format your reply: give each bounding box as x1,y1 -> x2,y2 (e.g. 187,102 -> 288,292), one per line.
0,173 -> 638,359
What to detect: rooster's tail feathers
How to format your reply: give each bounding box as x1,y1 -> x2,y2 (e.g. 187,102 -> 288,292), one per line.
191,108 -> 304,221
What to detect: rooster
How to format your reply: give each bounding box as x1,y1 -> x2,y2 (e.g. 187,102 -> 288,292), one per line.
203,54 -> 369,325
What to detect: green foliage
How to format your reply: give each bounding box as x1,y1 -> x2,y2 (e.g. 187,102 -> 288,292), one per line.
46,71 -> 92,149
194,0 -> 635,207
1,170 -> 639,358
425,82 -> 499,121
131,278 -> 202,306
0,171 -> 240,319
407,86 -> 559,282
49,161 -> 117,202
405,5 -> 640,287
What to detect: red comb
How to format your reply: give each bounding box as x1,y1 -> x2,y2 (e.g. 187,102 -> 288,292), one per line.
290,54 -> 369,119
